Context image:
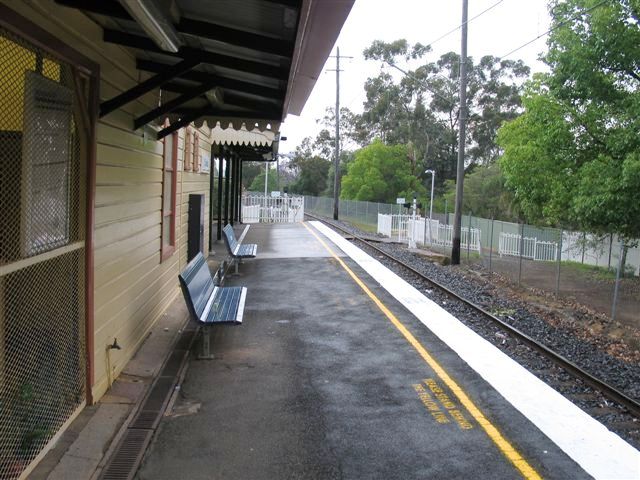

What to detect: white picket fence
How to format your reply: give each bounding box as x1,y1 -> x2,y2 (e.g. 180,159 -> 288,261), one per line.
241,194 -> 304,223
435,224 -> 482,252
499,233 -> 558,261
377,213 -> 392,237
376,214 -> 481,252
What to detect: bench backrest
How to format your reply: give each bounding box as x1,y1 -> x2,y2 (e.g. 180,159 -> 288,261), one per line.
178,252 -> 215,322
222,224 -> 238,254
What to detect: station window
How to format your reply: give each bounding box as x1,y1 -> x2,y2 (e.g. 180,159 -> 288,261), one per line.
161,131 -> 178,261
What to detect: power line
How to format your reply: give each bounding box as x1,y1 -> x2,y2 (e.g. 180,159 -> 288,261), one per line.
499,0 -> 611,60
427,0 -> 505,47
384,61 -> 455,104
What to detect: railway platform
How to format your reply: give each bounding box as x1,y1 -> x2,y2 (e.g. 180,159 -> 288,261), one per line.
137,222 -> 639,480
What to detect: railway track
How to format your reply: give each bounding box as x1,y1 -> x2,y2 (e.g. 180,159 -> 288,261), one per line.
306,213 -> 640,431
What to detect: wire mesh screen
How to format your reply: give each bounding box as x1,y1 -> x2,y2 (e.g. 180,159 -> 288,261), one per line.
0,28 -> 86,478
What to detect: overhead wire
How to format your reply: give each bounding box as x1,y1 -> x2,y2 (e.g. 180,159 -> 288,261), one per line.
499,0 -> 611,59
381,0 -> 508,92
426,0 -> 506,47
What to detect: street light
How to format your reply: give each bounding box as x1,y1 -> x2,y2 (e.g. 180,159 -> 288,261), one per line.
424,169 -> 435,246
264,162 -> 269,197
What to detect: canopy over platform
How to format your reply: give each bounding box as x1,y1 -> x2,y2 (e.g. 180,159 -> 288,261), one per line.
55,0 -> 355,142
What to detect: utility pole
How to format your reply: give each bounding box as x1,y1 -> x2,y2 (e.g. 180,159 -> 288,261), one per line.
451,0 -> 469,265
328,47 -> 352,220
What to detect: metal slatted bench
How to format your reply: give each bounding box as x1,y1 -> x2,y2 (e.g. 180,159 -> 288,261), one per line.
178,252 -> 247,358
222,224 -> 257,274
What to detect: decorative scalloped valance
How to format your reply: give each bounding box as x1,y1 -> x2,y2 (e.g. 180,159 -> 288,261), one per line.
165,112 -> 279,136
210,121 -> 276,146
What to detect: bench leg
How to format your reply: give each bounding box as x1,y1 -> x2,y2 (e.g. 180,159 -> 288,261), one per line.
197,325 -> 215,360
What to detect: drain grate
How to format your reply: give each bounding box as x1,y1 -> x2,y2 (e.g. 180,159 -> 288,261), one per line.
129,411 -> 160,431
100,429 -> 153,480
160,350 -> 187,378
98,322 -> 196,479
137,377 -> 175,416
174,332 -> 194,351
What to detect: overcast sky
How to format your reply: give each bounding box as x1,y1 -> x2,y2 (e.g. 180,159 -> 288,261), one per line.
279,0 -> 551,154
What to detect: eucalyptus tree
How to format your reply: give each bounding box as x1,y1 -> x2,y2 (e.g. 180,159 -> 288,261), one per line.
499,0 -> 640,259
361,39 -> 530,187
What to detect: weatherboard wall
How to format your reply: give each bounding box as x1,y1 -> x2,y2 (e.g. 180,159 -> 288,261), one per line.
3,0 -> 213,403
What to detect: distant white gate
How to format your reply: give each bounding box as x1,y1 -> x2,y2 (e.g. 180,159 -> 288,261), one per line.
377,213 -> 392,237
434,224 -> 481,252
376,214 -> 481,252
499,232 -> 558,261
242,194 -> 304,223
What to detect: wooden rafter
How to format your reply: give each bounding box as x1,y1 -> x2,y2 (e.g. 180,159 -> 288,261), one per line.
55,0 -> 130,19
56,0 -> 295,57
260,0 -> 303,8
137,59 -> 286,100
178,18 -> 293,57
100,57 -> 200,117
104,29 -> 289,80
133,81 -> 218,129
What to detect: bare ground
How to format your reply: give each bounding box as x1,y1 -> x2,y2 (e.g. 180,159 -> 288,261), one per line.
461,260 -> 640,363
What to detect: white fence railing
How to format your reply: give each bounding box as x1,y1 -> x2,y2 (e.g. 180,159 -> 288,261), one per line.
499,233 -> 558,261
376,214 -> 481,252
434,224 -> 482,252
242,194 -> 304,223
307,196 -> 639,275
377,213 -> 392,237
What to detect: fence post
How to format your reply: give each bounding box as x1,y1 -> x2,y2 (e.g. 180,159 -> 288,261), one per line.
489,217 -> 494,274
423,212 -> 428,248
365,201 -> 369,226
612,242 -> 624,321
467,211 -> 471,261
518,222 -> 525,286
556,229 -> 563,296
607,233 -> 613,270
444,199 -> 448,225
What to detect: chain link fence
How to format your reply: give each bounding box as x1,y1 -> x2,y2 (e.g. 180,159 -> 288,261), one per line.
1,28 -> 86,478
305,196 -> 639,326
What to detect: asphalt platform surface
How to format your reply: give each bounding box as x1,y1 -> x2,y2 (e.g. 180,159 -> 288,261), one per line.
137,223 -> 590,480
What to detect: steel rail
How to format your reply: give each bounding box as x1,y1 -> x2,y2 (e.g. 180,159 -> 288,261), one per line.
306,213 -> 640,418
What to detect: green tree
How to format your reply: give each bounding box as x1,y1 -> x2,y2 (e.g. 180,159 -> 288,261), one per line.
248,165 -> 278,193
498,0 -> 640,243
441,163 -> 519,222
288,156 -> 331,196
241,162 -> 264,189
341,140 -> 426,203
361,40 -> 530,189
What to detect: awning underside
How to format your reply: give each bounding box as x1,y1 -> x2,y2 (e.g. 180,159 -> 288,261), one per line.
55,0 -> 301,139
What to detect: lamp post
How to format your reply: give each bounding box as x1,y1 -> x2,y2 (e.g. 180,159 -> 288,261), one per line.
264,161 -> 269,197
424,169 -> 435,245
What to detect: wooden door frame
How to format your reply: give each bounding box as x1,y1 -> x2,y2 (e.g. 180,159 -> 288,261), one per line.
0,4 -> 100,405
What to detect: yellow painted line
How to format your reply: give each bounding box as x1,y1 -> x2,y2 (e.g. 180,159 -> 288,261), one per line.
303,222 -> 542,480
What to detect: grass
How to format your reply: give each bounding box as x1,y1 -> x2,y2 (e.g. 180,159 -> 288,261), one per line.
341,217 -> 378,233
561,261 -> 621,280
